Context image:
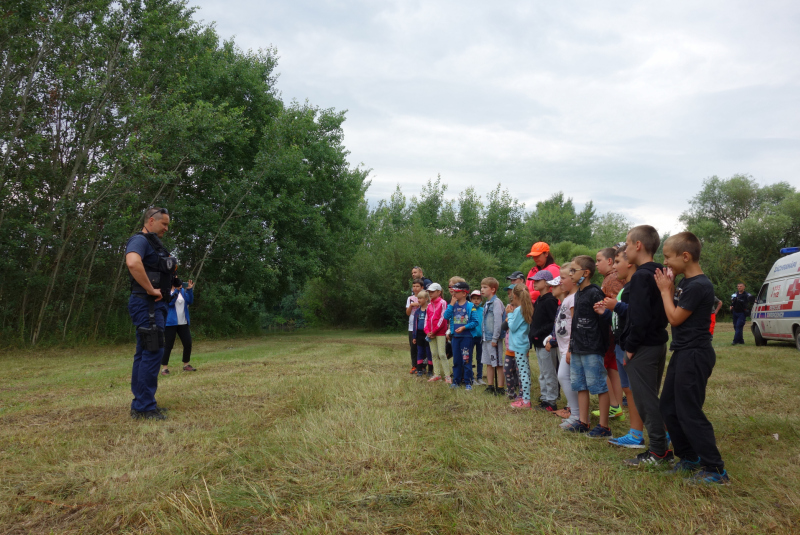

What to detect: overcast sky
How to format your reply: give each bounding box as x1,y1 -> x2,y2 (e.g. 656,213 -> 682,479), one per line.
187,0 -> 800,233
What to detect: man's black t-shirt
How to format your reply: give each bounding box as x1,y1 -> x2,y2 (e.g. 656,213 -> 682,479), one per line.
670,274 -> 715,351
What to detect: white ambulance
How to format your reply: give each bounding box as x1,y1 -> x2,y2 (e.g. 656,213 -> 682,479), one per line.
751,247 -> 800,350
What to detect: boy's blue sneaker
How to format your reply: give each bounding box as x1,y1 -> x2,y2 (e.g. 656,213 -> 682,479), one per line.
670,458 -> 702,474
687,469 -> 730,485
563,421 -> 590,433
587,425 -> 612,438
608,432 -> 646,449
464,384 -> 472,391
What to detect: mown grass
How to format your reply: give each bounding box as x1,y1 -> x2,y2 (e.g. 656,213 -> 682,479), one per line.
1,324 -> 799,534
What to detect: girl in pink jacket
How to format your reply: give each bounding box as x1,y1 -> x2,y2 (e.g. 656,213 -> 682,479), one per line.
424,283 -> 451,383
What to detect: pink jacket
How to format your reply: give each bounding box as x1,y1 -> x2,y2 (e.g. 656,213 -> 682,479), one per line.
424,296 -> 449,337
526,263 -> 561,303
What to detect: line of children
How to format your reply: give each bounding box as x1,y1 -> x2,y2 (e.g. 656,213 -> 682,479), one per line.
403,227 -> 728,483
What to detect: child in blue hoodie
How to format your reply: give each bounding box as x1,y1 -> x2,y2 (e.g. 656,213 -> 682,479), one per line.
443,281 -> 480,390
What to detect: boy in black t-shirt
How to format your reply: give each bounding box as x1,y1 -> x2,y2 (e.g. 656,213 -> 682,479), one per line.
654,232 -> 729,484
621,225 -> 670,468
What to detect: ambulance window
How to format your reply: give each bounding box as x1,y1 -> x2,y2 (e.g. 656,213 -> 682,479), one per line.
756,283 -> 769,304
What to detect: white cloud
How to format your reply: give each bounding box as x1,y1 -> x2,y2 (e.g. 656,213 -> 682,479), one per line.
189,0 -> 800,234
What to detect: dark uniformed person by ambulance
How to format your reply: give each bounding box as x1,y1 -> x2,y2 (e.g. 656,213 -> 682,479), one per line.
730,282 -> 752,345
125,207 -> 178,420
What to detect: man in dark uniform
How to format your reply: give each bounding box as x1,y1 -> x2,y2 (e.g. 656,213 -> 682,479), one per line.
125,207 -> 178,419
730,283 -> 752,345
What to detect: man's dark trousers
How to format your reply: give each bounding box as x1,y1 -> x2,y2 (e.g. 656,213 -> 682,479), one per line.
660,347 -> 724,472
128,295 -> 167,412
624,344 -> 668,455
732,312 -> 746,344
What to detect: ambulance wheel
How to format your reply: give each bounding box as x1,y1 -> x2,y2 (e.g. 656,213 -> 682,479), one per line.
752,324 -> 766,347
795,327 -> 800,351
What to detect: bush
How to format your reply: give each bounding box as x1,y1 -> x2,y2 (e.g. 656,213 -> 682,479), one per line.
302,223 -> 500,329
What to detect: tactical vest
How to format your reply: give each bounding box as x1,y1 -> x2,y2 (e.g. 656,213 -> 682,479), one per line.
130,232 -> 178,301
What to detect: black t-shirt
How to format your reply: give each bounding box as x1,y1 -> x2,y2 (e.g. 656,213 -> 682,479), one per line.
670,274 -> 714,351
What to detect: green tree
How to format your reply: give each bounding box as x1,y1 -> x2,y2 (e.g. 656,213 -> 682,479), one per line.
0,0 -> 368,346
410,175 -> 447,229
478,184 -> 526,266
591,212 -> 631,249
523,192 -> 595,246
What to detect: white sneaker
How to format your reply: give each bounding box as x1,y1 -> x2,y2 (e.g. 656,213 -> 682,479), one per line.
475,379 -> 486,386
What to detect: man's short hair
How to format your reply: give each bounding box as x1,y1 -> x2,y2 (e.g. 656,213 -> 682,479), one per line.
572,255 -> 596,279
664,232 -> 702,262
144,207 -> 168,221
413,266 -> 424,275
627,225 -> 660,256
481,277 -> 499,290
598,247 -> 617,261
412,278 -> 424,287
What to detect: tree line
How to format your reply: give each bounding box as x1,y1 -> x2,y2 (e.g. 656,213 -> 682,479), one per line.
299,174 -> 800,331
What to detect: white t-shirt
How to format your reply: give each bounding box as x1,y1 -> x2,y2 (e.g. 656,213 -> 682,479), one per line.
555,293 -> 575,355
175,292 -> 187,325
406,296 -> 418,331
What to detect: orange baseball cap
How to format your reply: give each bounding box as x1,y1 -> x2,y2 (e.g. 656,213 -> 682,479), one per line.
527,242 -> 550,257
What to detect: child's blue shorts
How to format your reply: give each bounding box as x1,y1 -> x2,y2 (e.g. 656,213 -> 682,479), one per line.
569,353 -> 608,395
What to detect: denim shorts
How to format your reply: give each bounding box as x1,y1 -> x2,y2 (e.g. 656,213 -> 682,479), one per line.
615,344 -> 630,389
570,353 -> 608,395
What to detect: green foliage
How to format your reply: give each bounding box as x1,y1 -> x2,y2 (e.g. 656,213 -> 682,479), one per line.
683,175 -> 800,307
590,212 -> 631,249
522,192 -> 596,246
302,223 -> 500,329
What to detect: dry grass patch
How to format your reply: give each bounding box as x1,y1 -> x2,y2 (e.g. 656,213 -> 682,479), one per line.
1,325 -> 799,533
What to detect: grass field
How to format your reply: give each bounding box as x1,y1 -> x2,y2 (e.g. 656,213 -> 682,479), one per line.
1,323 -> 799,534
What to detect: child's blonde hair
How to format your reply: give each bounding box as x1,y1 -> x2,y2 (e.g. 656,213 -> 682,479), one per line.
416,290 -> 430,302
512,283 -> 533,324
448,276 -> 466,286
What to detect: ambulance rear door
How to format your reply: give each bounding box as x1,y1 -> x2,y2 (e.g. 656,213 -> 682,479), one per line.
779,276 -> 800,339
